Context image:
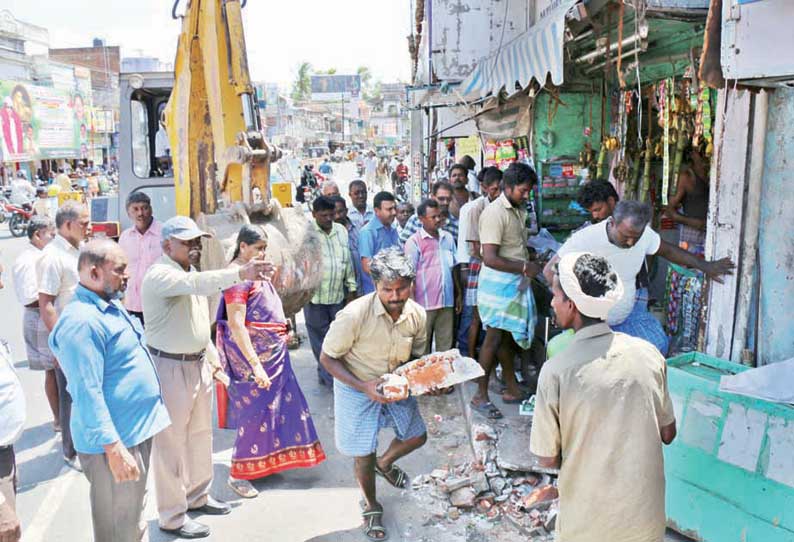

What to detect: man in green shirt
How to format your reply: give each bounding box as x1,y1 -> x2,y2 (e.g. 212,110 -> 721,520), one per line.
303,196 -> 358,386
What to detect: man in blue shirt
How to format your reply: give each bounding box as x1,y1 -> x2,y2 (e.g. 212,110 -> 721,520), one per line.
49,239 -> 171,542
318,157 -> 333,176
359,191 -> 400,294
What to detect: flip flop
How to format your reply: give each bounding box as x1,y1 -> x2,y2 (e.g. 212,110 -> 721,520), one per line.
374,464 -> 409,489
362,507 -> 389,541
502,393 -> 530,404
471,400 -> 503,420
227,477 -> 259,499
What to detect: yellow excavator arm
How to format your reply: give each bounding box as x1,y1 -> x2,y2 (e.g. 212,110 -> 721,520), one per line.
166,0 -> 280,218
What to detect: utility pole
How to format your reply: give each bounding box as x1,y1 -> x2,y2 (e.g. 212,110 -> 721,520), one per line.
341,92 -> 345,145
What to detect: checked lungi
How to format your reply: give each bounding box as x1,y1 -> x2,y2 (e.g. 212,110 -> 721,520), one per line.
477,265 -> 537,349
23,307 -> 56,371
464,258 -> 482,307
333,380 -> 426,457
611,288 -> 669,355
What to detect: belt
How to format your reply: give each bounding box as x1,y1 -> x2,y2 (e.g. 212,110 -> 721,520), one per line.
148,346 -> 205,362
25,301 -> 39,309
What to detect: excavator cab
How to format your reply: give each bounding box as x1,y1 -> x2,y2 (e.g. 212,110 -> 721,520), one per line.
116,71 -> 175,229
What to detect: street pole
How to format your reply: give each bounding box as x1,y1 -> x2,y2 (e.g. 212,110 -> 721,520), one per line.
341,92 -> 345,147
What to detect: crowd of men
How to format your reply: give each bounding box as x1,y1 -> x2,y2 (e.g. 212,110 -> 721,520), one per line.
0,158 -> 733,541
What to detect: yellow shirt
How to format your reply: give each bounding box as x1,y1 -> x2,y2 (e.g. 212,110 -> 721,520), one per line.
55,173 -> 72,192
529,324 -> 675,542
478,193 -> 528,261
322,292 -> 427,382
141,255 -> 241,354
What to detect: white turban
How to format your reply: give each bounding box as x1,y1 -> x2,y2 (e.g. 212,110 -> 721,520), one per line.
558,252 -> 624,320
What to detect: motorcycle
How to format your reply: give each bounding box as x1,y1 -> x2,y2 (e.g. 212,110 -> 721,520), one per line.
4,200 -> 33,237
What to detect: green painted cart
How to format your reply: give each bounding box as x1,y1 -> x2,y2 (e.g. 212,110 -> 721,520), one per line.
665,353 -> 794,541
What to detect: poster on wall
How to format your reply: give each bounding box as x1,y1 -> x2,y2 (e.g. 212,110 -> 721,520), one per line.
0,80 -> 88,163
455,135 -> 481,165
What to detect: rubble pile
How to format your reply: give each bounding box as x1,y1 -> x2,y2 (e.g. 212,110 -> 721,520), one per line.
410,421 -> 559,541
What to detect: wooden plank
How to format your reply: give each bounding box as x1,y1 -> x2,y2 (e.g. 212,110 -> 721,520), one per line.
704,89 -> 751,359
757,88 -> 794,365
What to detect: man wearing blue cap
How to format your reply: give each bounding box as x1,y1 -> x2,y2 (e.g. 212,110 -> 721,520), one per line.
142,216 -> 272,539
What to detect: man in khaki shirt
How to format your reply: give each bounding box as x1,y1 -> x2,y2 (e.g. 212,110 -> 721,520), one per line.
530,252 -> 677,542
321,247 -> 429,542
141,216 -> 271,539
473,162 -> 540,419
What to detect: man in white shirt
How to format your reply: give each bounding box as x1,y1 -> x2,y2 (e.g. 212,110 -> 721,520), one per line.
9,171 -> 34,206
12,217 -> 58,430
364,152 -> 378,188
0,338 -> 24,542
38,201 -> 91,470
544,200 -> 735,354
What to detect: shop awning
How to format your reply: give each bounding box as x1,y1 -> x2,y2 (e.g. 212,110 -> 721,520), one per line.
460,0 -> 580,99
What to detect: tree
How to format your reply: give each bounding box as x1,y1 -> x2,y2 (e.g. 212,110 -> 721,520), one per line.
357,66 -> 382,102
317,68 -> 338,75
291,62 -> 313,102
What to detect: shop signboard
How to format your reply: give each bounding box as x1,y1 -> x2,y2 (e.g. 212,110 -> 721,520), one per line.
0,80 -> 87,163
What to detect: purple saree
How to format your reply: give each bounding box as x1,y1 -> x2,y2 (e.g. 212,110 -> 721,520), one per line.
216,279 -> 325,480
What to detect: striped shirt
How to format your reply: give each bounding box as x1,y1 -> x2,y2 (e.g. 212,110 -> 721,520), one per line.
404,228 -> 457,310
399,213 -> 459,245
312,221 -> 357,305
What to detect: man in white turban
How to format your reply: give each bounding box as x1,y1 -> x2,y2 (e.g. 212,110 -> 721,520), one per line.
529,252 -> 677,542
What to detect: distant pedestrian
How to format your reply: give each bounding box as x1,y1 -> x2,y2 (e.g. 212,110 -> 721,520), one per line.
37,201 -> 91,471
0,339 -> 24,542
142,216 -> 272,539
11,217 -> 58,430
32,187 -> 52,218
304,197 -> 357,386
404,199 -> 461,353
118,192 -> 162,326
55,168 -> 72,192
348,180 -> 374,229
359,191 -> 400,294
530,252 -> 676,542
321,180 -> 340,198
49,240 -> 171,542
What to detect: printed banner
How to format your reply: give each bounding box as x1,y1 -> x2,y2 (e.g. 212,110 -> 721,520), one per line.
0,80 -> 90,162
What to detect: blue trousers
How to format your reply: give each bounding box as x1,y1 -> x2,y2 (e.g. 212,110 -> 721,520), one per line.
303,302 -> 344,385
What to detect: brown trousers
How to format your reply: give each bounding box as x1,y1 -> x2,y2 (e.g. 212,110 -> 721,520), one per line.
151,354 -> 214,530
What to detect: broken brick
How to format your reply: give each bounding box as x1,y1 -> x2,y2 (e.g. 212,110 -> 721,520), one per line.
449,486 -> 477,508
521,485 -> 559,510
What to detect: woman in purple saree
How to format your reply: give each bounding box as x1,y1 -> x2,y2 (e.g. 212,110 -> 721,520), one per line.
216,225 -> 325,498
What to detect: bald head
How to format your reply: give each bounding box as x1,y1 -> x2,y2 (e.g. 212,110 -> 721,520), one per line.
321,180 -> 340,198
78,240 -> 129,301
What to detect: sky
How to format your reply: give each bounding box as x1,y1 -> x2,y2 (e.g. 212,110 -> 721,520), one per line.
7,0 -> 414,87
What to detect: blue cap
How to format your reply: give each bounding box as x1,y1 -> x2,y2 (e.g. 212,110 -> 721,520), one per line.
161,216 -> 212,241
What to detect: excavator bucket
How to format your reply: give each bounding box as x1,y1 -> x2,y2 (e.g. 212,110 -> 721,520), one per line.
165,0 -> 320,315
